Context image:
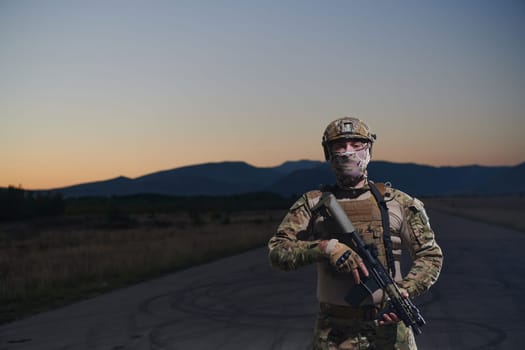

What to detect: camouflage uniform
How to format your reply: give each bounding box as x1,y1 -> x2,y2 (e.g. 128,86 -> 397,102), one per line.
268,184 -> 443,349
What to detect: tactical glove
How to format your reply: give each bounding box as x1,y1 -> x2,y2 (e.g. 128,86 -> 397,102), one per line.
324,239 -> 363,273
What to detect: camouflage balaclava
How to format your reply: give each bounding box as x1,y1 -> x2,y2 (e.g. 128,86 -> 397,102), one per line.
322,117 -> 376,188
330,145 -> 371,188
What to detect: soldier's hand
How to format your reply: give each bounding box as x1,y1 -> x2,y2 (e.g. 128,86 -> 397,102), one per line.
378,312 -> 400,325
322,239 -> 369,283
377,288 -> 408,326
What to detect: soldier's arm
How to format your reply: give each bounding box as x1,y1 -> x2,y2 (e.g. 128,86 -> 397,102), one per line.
268,192 -> 326,271
396,194 -> 443,298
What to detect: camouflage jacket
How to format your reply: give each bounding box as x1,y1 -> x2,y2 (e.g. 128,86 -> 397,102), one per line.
268,184 -> 443,298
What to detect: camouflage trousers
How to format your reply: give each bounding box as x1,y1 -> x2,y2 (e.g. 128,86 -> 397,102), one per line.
312,311 -> 417,350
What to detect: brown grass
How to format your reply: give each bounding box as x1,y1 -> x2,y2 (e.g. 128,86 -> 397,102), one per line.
3,194 -> 523,324
0,210 -> 285,324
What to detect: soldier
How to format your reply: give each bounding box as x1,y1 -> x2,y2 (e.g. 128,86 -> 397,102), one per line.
268,117 -> 443,349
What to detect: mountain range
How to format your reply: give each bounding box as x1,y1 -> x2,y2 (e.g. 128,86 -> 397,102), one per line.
42,160 -> 525,198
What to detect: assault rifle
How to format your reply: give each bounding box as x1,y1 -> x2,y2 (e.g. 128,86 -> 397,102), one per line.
312,192 -> 426,335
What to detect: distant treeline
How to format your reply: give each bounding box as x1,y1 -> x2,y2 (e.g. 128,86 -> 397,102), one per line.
65,192 -> 295,215
0,186 -> 65,222
0,187 -> 295,222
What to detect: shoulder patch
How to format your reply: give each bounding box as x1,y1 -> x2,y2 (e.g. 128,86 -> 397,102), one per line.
409,197 -> 430,225
409,198 -> 425,212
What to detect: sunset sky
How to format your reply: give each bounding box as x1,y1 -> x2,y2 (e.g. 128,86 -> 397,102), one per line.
1,0 -> 524,189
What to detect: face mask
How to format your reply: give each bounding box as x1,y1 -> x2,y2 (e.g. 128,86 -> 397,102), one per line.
330,148 -> 371,188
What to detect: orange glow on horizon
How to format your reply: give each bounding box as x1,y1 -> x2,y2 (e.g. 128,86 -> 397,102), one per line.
2,150 -> 524,190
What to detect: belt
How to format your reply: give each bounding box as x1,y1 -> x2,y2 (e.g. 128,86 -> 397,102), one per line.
319,302 -> 381,321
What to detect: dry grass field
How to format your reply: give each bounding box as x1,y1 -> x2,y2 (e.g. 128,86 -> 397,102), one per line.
1,193 -> 523,325
424,194 -> 525,232
0,210 -> 285,324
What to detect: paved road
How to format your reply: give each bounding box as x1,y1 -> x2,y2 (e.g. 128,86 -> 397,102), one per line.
1,211 -> 523,349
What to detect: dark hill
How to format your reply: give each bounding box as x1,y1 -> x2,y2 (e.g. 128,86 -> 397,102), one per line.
268,161 -> 519,197
44,160 -> 524,198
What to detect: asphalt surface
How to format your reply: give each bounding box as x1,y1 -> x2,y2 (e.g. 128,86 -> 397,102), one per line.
1,210 -> 523,350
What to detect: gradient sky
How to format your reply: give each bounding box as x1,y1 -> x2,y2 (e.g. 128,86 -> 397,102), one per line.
1,0 -> 524,189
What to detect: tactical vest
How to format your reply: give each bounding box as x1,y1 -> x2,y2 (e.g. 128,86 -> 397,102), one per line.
315,192 -> 403,306
340,197 -> 387,267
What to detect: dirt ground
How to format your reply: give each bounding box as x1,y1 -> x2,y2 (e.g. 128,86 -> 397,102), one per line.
423,194 -> 525,232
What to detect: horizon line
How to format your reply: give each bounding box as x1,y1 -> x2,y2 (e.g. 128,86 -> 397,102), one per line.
2,158 -> 523,191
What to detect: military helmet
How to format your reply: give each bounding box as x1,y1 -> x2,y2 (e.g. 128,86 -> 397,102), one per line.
322,116 -> 376,160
